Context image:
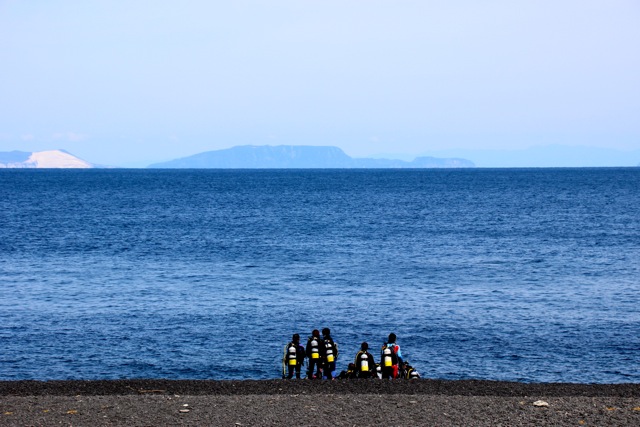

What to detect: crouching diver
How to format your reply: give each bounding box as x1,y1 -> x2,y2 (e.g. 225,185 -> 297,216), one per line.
354,342 -> 377,379
282,333 -> 306,379
337,363 -> 358,379
402,361 -> 421,379
380,333 -> 403,379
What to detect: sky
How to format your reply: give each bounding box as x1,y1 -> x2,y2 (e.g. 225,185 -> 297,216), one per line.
1,1 -> 639,167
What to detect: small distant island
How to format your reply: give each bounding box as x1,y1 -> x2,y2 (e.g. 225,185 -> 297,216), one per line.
0,150 -> 95,168
148,145 -> 475,169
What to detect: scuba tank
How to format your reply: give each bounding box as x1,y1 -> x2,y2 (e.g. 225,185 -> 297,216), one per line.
404,362 -> 420,379
360,353 -> 369,371
383,346 -> 393,367
288,343 -> 297,366
310,338 -> 320,360
325,341 -> 335,363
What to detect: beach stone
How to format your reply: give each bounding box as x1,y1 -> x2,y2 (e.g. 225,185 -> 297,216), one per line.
533,400 -> 549,407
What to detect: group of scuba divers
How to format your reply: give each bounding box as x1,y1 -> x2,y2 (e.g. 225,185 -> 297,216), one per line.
282,329 -> 421,380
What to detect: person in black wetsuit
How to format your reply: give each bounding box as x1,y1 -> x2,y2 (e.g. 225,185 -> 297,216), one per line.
337,363 -> 358,379
353,342 -> 377,379
321,328 -> 338,380
305,329 -> 323,379
282,333 -> 306,379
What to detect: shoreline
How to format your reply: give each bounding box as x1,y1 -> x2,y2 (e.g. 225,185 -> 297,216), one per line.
1,380 -> 639,426
2,378 -> 639,397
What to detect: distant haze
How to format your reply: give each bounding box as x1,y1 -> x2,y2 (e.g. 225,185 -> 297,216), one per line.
414,145 -> 640,168
1,1 -> 639,167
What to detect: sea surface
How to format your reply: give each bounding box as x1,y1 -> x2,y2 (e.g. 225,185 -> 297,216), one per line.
1,168 -> 639,383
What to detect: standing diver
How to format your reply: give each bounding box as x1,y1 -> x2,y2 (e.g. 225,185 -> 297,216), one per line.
282,333 -> 306,379
321,328 -> 338,380
305,329 -> 323,379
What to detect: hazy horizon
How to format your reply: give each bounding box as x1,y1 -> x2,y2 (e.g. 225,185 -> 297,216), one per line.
4,143 -> 639,169
1,1 -> 639,166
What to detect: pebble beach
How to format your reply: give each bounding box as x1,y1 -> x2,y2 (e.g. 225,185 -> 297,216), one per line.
1,379 -> 639,426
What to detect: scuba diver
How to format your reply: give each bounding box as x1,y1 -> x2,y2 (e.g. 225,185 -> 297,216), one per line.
353,342 -> 377,379
321,328 -> 338,380
337,363 -> 358,379
402,361 -> 421,379
282,333 -> 306,379
380,333 -> 403,379
305,329 -> 323,379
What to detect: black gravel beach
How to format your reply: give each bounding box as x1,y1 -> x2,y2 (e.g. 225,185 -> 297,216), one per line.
1,379 -> 639,426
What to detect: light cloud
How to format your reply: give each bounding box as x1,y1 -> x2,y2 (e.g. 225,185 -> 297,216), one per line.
20,134 -> 34,141
52,132 -> 88,142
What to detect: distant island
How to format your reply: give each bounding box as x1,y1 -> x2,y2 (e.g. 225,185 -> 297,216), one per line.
148,145 -> 475,169
0,150 -> 95,168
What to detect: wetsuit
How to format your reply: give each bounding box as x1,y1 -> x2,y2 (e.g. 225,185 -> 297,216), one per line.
322,335 -> 338,380
306,335 -> 323,379
337,366 -> 358,379
354,350 -> 377,379
283,341 -> 306,379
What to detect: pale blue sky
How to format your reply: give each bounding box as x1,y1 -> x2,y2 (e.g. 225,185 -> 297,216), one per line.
1,1 -> 639,166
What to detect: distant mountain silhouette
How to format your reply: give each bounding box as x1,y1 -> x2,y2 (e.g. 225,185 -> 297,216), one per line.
148,145 -> 475,169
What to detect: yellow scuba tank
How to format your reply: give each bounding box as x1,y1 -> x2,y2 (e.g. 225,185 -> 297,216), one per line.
383,347 -> 393,367
311,338 -> 320,359
326,341 -> 335,363
288,344 -> 297,366
360,353 -> 369,371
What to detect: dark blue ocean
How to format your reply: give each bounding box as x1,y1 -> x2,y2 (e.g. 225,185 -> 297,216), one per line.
1,168 -> 639,383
